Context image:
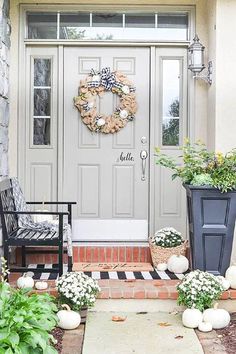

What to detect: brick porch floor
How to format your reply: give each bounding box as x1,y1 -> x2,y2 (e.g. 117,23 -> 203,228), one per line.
8,273 -> 236,300
10,246 -> 236,300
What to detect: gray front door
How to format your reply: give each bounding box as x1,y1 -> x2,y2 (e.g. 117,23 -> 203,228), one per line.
63,47 -> 150,241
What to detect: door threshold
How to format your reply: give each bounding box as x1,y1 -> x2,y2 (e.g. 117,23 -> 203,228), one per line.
72,241 -> 149,246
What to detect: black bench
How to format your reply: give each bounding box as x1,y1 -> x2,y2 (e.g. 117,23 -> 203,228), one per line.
0,178 -> 76,276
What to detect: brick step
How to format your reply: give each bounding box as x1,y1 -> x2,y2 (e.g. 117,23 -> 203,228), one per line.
15,246 -> 152,265
8,274 -> 236,300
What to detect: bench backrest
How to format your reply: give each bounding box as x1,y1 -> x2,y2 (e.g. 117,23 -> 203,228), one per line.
0,179 -> 18,239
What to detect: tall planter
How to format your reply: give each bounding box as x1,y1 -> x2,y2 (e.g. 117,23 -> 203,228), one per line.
184,184 -> 236,276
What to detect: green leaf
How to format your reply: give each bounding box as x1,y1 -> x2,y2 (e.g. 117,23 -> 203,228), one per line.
0,331 -> 9,341
7,332 -> 20,346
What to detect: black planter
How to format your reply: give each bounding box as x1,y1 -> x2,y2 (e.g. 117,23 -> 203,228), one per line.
184,184 -> 236,276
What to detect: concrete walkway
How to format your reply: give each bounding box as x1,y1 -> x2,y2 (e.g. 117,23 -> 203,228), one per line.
82,311 -> 204,354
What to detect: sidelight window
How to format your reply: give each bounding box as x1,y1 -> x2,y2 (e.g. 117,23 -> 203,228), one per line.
33,58 -> 51,146
27,11 -> 189,41
161,59 -> 182,147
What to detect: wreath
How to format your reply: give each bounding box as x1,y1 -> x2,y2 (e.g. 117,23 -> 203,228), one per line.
74,67 -> 137,134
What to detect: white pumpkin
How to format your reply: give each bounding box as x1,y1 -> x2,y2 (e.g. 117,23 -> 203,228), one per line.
218,276 -> 231,291
203,303 -> 230,329
87,101 -> 94,109
57,304 -> 81,330
225,265 -> 236,289
119,109 -> 128,119
17,274 -> 34,289
167,255 -> 189,274
156,263 -> 168,271
121,85 -> 130,94
182,308 -> 203,328
35,281 -> 48,290
198,321 -> 213,332
92,74 -> 100,82
96,118 -> 106,127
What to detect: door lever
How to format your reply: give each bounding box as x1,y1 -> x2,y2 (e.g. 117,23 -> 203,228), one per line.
140,150 -> 148,181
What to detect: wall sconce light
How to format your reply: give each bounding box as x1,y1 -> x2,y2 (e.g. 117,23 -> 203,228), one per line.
188,35 -> 212,85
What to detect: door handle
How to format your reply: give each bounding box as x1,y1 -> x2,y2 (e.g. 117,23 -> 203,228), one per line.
140,150 -> 148,181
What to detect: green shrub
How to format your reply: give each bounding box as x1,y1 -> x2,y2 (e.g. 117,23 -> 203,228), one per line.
155,140 -> 236,192
0,259 -> 58,354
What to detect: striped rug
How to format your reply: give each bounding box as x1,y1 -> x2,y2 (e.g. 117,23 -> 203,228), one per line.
28,264 -> 187,281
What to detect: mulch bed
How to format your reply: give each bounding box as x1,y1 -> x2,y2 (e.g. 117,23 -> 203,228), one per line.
216,312 -> 236,354
51,327 -> 64,353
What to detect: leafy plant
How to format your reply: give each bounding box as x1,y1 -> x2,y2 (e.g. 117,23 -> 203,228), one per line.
155,139 -> 236,192
150,227 -> 183,248
0,258 -> 58,354
177,270 -> 224,311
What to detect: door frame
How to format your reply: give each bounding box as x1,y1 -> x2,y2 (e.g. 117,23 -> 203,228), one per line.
18,4 -> 195,243
19,43 -> 194,243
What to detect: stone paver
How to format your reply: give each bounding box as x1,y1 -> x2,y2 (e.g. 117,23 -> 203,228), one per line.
83,311 -> 204,354
62,325 -> 85,354
195,329 -> 227,354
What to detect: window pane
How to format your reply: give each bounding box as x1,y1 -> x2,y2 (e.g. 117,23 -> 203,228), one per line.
34,59 -> 51,86
158,13 -> 188,40
162,60 -> 180,146
125,14 -> 155,28
27,12 -> 57,39
33,118 -> 50,145
60,13 -> 90,39
34,88 -> 51,116
92,13 -> 122,27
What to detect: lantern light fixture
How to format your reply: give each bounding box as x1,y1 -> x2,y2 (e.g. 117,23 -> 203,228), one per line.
188,34 -> 212,85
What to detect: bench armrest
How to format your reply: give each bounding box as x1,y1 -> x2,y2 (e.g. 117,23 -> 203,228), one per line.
2,211 -> 69,216
26,202 -> 77,205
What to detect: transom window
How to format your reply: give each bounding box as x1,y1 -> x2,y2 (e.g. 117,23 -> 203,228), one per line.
27,11 -> 189,41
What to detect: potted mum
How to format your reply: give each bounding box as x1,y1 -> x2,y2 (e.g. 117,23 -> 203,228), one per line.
177,270 -> 224,311
155,140 -> 236,275
149,227 -> 187,268
56,272 -> 100,323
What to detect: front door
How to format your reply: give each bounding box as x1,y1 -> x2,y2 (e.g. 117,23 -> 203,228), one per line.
63,47 -> 150,241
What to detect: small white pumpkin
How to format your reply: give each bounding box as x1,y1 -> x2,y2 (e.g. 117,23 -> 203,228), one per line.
198,321 -> 213,332
225,265 -> 236,289
35,281 -> 48,290
119,109 -> 128,119
203,303 -> 230,329
156,263 -> 168,271
167,255 -> 189,274
57,304 -> 81,330
182,308 -> 203,328
218,276 -> 231,291
87,101 -> 94,109
96,118 -> 106,127
92,74 -> 100,82
121,85 -> 130,94
17,274 -> 34,289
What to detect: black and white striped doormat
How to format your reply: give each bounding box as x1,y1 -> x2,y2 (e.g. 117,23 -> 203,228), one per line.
28,264 -> 186,281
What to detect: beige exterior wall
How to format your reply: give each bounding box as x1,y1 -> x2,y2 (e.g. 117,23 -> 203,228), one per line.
9,0 -> 209,176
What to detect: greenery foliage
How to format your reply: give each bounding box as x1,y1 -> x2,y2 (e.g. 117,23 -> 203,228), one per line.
150,227 -> 183,248
155,139 -> 236,192
0,258 -> 58,354
177,270 -> 224,311
162,99 -> 180,146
